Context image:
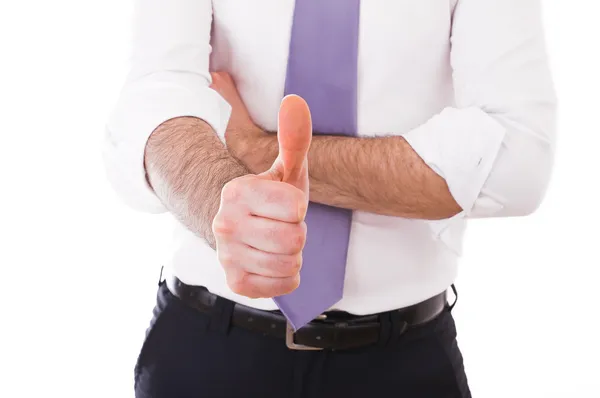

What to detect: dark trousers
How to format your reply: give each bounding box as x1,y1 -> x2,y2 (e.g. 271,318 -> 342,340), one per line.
134,282 -> 472,398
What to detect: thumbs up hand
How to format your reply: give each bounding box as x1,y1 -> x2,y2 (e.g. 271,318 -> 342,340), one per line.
212,92 -> 312,299
260,95 -> 311,195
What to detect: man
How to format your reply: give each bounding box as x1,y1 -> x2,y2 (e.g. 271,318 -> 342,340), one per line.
103,0 -> 556,396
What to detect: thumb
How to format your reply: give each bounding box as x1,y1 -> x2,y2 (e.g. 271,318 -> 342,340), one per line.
273,95 -> 312,188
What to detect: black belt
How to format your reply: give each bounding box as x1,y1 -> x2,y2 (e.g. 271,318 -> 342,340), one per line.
166,276 -> 448,351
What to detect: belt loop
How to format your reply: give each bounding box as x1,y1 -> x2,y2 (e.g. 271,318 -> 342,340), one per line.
157,265 -> 165,287
209,296 -> 235,335
377,312 -> 392,348
389,311 -> 408,345
449,284 -> 458,311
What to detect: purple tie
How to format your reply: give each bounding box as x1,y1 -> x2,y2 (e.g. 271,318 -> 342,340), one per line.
274,0 -> 361,330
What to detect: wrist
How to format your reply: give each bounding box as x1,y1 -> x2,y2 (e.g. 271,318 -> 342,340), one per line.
228,126 -> 263,161
240,134 -> 278,174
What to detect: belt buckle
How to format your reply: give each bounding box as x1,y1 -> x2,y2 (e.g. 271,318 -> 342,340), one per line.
286,321 -> 323,351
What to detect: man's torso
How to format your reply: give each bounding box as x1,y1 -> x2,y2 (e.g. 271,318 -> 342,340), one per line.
168,0 -> 463,314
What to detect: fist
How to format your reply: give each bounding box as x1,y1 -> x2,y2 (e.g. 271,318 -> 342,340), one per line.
212,95 -> 312,298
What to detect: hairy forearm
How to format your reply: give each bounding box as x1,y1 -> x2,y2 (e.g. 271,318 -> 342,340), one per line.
144,117 -> 250,248
242,134 -> 461,219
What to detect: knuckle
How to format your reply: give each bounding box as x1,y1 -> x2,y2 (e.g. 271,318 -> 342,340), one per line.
286,254 -> 302,275
295,191 -> 308,220
221,180 -> 240,203
293,187 -> 306,204
288,223 -> 307,253
291,275 -> 301,291
218,249 -> 235,269
211,71 -> 232,87
280,275 -> 301,295
212,71 -> 225,81
210,72 -> 221,87
227,272 -> 249,296
212,215 -> 234,237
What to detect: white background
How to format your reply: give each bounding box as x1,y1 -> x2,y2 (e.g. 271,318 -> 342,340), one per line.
1,1 -> 598,397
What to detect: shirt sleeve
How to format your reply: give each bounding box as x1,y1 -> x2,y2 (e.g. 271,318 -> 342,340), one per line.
102,0 -> 231,213
402,0 -> 557,241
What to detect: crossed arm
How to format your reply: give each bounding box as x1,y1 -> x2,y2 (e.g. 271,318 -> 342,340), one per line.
104,0 -> 556,250
143,65 -> 463,250
224,106 -> 461,220
142,108 -> 456,252
248,135 -> 461,220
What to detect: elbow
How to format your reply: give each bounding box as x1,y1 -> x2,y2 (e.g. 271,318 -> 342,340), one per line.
483,89 -> 558,218
512,164 -> 553,217
493,126 -> 556,218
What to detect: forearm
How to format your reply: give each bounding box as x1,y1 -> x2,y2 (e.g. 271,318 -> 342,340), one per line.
145,117 -> 250,248
241,134 -> 460,220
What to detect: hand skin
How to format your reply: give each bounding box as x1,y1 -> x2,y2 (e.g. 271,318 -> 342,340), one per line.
211,72 -> 462,220
144,79 -> 313,299
211,95 -> 313,298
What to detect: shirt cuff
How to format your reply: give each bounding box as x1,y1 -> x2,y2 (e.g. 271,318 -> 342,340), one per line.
103,76 -> 232,213
402,107 -> 506,252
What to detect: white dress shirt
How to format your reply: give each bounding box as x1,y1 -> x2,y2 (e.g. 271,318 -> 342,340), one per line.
103,0 -> 556,315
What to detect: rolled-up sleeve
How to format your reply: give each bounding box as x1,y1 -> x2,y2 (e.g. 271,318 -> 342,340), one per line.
403,0 -> 557,235
103,0 -> 231,213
